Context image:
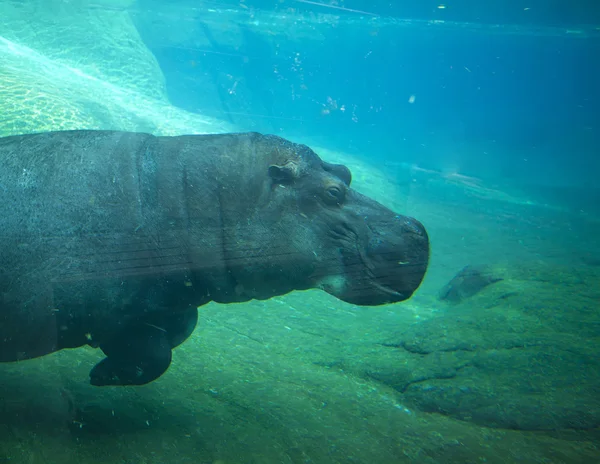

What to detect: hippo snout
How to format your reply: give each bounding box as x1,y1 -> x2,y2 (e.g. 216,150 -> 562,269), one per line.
336,214 -> 430,306
367,216 -> 429,303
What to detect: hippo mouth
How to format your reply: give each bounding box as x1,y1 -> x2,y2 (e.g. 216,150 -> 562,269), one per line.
364,273 -> 407,300
363,217 -> 429,305
325,216 -> 429,306
359,243 -> 429,305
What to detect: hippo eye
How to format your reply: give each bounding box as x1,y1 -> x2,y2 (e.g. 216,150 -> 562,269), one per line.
325,186 -> 344,204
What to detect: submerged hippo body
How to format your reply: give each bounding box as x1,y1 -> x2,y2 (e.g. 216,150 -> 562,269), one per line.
0,130 -> 429,385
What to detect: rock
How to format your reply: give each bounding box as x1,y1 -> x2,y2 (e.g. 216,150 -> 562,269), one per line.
439,265 -> 503,303
361,264 -> 600,431
0,0 -> 233,137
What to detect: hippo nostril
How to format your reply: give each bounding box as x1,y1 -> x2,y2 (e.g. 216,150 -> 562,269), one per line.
399,216 -> 426,236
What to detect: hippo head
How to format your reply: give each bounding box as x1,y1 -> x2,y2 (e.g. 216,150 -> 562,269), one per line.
214,134 -> 429,306
308,172 -> 430,306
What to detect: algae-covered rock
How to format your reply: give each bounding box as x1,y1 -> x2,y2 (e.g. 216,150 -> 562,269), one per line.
358,263 -> 600,431
0,0 -> 164,100
0,0 -> 233,136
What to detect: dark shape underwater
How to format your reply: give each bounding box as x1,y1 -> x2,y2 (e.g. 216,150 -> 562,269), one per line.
439,265 -> 503,304
0,130 -> 429,386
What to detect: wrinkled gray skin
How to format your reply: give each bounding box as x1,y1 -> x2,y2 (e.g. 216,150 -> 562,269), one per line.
0,130 -> 429,386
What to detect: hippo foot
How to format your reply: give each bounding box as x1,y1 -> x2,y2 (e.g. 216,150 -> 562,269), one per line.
90,323 -> 172,386
89,308 -> 198,387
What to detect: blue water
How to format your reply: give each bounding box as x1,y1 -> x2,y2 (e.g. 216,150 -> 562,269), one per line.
133,1 -> 600,213
1,1 -> 600,463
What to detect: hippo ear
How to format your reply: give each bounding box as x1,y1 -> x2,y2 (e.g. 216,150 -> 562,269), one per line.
268,163 -> 298,184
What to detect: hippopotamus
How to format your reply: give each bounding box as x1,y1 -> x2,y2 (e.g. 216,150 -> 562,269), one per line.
0,130 -> 429,386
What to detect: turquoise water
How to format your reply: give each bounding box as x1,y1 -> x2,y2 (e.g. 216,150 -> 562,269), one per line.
0,1 -> 599,463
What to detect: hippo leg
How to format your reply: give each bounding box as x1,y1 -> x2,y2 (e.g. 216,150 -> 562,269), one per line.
89,307 -> 198,386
